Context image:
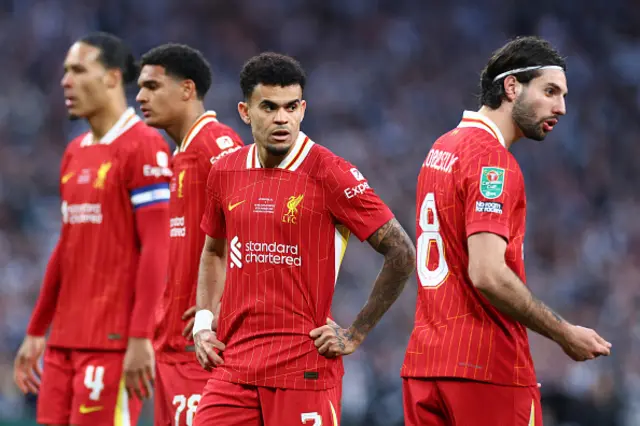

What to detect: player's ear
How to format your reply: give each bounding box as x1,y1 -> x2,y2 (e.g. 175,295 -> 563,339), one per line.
182,80 -> 197,101
104,69 -> 121,90
238,102 -> 251,125
503,75 -> 519,102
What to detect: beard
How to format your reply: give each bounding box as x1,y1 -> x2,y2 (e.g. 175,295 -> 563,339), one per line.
512,96 -> 546,141
68,113 -> 80,121
265,142 -> 292,156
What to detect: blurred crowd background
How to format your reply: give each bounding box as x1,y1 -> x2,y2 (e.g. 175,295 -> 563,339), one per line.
0,0 -> 638,425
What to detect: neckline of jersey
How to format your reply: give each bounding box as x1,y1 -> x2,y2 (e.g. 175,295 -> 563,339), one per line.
458,110 -> 506,148
247,131 -> 312,171
80,107 -> 140,146
178,111 -> 219,153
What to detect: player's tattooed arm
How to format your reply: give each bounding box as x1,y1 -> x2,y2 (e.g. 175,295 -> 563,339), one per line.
311,218 -> 415,357
351,218 -> 416,340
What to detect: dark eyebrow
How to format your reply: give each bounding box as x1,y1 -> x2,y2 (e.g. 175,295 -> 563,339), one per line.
259,99 -> 300,108
138,79 -> 159,88
64,63 -> 85,72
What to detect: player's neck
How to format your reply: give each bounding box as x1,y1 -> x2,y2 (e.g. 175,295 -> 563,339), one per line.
477,106 -> 520,149
256,130 -> 302,168
87,97 -> 128,142
257,144 -> 288,168
169,103 -> 206,147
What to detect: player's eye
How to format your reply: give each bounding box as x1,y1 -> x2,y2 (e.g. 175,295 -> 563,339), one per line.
545,88 -> 555,96
287,104 -> 298,112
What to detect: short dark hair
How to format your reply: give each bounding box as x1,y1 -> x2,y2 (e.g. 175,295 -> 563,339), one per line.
479,36 -> 566,109
240,52 -> 306,100
140,43 -> 212,100
79,32 -> 138,84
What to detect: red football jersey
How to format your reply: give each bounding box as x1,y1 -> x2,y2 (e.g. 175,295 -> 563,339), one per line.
48,108 -> 172,350
155,111 -> 244,363
201,132 -> 394,390
401,110 -> 535,386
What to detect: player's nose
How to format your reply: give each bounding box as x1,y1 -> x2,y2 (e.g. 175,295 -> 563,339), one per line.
135,89 -> 146,104
553,97 -> 566,116
274,108 -> 288,124
60,73 -> 72,88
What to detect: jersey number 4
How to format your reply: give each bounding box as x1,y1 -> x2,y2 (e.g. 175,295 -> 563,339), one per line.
417,192 -> 449,288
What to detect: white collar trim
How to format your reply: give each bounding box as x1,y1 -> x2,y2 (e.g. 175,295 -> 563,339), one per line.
457,110 -> 506,148
80,107 -> 140,146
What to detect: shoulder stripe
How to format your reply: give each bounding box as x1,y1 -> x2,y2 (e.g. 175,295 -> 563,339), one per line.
180,111 -> 218,152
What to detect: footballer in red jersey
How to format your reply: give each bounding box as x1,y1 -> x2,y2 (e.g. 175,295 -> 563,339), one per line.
192,53 -> 415,426
13,33 -> 170,426
402,36 -> 612,426
136,43 -> 244,426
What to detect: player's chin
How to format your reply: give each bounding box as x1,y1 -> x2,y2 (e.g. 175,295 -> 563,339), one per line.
525,126 -> 548,142
142,116 -> 162,128
265,139 -> 293,156
65,105 -> 82,120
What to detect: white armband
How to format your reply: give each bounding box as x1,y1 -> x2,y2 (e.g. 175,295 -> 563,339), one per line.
193,309 -> 214,337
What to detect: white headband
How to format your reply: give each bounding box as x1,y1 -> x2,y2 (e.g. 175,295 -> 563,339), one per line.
492,65 -> 564,82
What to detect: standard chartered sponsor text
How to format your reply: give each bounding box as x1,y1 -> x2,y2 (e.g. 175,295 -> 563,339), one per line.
245,241 -> 302,266
233,237 -> 302,267
63,202 -> 103,224
170,216 -> 186,237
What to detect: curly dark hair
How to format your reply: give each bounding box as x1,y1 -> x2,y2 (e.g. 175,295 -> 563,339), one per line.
240,52 -> 306,100
479,36 -> 566,109
140,43 -> 212,99
79,32 -> 138,84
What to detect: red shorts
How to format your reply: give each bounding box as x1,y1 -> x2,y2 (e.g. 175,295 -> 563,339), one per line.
194,379 -> 342,426
402,378 -> 542,426
155,361 -> 211,426
37,347 -> 142,426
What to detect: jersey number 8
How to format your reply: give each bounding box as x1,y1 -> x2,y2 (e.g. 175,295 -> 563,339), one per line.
417,192 -> 449,288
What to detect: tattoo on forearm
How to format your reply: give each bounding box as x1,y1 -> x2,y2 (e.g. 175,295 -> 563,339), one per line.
349,219 -> 416,342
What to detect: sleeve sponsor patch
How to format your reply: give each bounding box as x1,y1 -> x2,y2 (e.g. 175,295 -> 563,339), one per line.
475,200 -> 503,214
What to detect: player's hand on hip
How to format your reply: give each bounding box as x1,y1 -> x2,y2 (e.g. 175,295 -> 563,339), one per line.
13,335 -> 45,394
310,318 -> 360,358
194,330 -> 225,371
559,325 -> 612,361
182,306 -> 197,340
123,337 -> 155,400
183,304 -> 220,340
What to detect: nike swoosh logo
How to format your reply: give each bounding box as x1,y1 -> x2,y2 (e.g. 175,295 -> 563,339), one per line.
61,172 -> 75,184
228,200 -> 246,211
79,404 -> 104,414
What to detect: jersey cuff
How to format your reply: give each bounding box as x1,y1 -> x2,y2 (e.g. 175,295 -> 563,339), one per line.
200,221 -> 225,239
130,183 -> 170,210
354,210 -> 395,242
466,221 -> 510,241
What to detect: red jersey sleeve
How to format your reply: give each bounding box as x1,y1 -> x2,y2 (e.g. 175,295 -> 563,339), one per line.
463,148 -> 523,240
200,166 -> 226,239
324,157 -> 394,241
125,133 -> 172,210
